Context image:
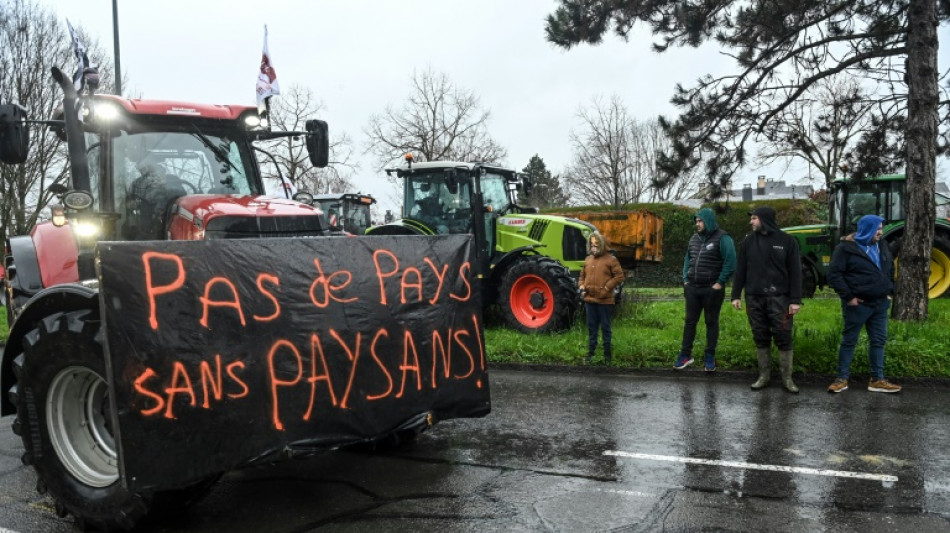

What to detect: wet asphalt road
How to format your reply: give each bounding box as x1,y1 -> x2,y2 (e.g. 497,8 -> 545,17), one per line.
2,368 -> 950,532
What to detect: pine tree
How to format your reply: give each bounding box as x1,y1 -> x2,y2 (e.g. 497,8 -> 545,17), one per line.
546,0 -> 948,321
521,155 -> 568,209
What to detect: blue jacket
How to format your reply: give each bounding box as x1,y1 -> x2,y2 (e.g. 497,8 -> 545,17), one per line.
826,236 -> 895,302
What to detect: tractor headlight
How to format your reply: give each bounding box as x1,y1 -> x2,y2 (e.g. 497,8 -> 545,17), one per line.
244,115 -> 268,130
92,101 -> 121,122
63,190 -> 94,210
72,220 -> 100,238
50,204 -> 67,227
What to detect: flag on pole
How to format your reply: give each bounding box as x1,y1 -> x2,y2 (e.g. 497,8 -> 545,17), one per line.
256,25 -> 280,110
66,19 -> 91,91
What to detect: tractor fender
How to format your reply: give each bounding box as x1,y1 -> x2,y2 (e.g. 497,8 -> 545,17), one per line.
488,246 -> 542,284
5,234 -> 44,301
1,283 -> 98,416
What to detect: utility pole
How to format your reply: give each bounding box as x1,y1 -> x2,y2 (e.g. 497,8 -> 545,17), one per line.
112,0 -> 122,96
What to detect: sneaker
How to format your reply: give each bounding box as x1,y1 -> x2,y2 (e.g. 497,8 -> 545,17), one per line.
704,359 -> 716,372
827,378 -> 848,393
868,379 -> 902,393
674,355 -> 694,370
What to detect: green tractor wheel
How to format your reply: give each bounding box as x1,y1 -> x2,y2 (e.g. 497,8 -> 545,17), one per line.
498,256 -> 579,333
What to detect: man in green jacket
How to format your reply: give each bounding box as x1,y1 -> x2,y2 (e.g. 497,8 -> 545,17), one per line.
675,208 -> 736,372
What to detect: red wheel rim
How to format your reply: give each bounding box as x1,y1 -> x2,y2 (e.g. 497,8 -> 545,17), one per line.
508,274 -> 554,327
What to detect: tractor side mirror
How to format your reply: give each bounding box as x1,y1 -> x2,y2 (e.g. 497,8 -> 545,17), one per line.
0,104 -> 30,164
305,119 -> 329,168
521,177 -> 533,198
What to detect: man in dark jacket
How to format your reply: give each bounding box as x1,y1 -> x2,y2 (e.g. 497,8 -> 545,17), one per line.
731,206 -> 803,392
825,215 -> 901,393
675,208 -> 736,372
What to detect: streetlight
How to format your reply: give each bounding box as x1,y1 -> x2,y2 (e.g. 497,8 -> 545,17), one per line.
112,0 -> 121,96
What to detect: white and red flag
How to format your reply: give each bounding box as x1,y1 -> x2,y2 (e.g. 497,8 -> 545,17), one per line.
255,25 -> 280,110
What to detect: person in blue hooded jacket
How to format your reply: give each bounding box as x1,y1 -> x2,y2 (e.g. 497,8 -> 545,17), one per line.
825,214 -> 902,393
674,208 -> 736,372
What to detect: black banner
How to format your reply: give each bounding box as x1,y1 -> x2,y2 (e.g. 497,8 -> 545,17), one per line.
97,235 -> 490,492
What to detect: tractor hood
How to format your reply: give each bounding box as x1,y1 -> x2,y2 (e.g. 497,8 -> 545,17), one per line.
169,194 -> 328,239
782,223 -> 831,235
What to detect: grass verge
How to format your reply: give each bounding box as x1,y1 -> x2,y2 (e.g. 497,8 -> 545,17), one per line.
486,294 -> 950,378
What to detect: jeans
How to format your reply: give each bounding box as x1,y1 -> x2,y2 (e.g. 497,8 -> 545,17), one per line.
837,298 -> 889,380
680,284 -> 725,357
586,302 -> 613,354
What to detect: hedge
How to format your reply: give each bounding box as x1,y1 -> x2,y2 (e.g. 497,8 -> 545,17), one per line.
546,199 -> 828,287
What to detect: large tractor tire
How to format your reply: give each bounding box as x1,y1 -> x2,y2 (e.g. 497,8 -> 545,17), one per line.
931,236 -> 950,298
499,256 -> 578,333
889,235 -> 950,299
9,309 -> 220,530
801,261 -> 817,299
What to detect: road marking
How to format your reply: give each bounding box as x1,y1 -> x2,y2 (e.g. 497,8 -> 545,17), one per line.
604,451 -> 898,483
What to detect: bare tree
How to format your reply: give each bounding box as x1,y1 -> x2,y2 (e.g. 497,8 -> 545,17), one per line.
566,95 -> 695,208
258,84 -> 356,195
0,0 -> 114,241
364,68 -> 507,173
756,77 -> 877,190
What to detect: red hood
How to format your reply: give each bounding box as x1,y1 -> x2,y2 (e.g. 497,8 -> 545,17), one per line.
174,194 -> 324,223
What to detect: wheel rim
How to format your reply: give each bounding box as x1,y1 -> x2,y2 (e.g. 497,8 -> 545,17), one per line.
47,366 -> 119,487
930,247 -> 950,298
508,274 -> 554,327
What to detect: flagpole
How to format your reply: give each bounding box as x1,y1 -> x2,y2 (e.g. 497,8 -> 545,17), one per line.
112,0 -> 122,96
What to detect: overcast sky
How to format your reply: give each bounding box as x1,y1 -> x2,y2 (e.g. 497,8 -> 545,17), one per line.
40,0 -> 949,213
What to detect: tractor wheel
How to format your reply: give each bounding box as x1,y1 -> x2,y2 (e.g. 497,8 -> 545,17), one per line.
10,309 -> 150,531
801,261 -> 817,299
931,236 -> 950,298
890,235 -> 950,299
499,256 -> 579,333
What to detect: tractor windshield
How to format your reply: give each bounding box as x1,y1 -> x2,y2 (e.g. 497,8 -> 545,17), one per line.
832,179 -> 905,235
404,173 -> 473,234
84,128 -> 258,240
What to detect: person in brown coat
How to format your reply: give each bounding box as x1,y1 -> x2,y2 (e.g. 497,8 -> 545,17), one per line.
578,231 -> 625,364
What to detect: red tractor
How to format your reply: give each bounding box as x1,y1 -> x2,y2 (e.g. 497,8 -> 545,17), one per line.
1,61 -> 491,532
0,66 -> 334,526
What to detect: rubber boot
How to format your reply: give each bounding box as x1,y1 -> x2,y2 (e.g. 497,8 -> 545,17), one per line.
779,350 -> 799,393
750,347 -> 771,390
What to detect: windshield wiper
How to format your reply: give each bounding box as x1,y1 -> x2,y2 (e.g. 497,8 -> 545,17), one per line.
190,126 -> 240,175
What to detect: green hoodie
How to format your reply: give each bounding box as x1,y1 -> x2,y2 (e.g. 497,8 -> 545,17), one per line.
682,207 -> 737,285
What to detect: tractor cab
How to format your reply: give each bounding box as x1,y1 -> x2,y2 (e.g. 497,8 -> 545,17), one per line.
313,192 -> 377,235
829,174 -> 906,236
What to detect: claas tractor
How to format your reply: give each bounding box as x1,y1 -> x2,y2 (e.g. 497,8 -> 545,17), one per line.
367,157 -> 598,333
1,63 -> 491,530
312,192 -> 376,235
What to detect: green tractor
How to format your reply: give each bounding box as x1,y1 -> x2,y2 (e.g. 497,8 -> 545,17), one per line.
367,157 -> 598,333
784,174 -> 950,298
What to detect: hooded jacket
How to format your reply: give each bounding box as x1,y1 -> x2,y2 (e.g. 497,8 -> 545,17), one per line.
730,206 -> 803,303
683,208 -> 737,287
579,232 -> 625,304
827,215 -> 894,302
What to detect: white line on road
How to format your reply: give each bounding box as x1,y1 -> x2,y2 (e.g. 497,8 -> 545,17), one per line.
604,451 -> 898,483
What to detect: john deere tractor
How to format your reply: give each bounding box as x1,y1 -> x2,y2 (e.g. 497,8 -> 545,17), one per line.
784,174 -> 950,298
367,158 -> 598,333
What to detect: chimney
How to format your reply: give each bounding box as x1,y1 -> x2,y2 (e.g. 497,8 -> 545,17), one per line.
742,183 -> 753,202
757,175 -> 766,195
